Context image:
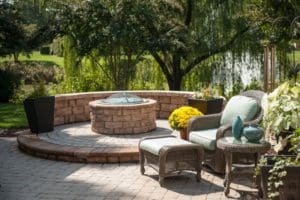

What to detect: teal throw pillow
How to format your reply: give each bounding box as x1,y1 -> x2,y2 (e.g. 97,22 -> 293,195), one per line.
220,95 -> 258,125
232,116 -> 243,140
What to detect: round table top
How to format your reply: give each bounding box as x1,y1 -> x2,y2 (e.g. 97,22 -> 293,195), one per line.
217,136 -> 271,153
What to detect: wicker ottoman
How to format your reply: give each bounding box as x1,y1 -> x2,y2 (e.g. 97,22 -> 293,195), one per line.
139,135 -> 203,185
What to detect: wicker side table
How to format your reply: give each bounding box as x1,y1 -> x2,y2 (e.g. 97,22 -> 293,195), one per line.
217,137 -> 271,196
139,135 -> 203,185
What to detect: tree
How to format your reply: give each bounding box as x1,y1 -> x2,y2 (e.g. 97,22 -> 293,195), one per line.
0,0 -> 58,61
58,0 -> 147,90
131,0 -> 254,90
57,0 -> 256,91
255,0 -> 300,81
0,2 -> 27,62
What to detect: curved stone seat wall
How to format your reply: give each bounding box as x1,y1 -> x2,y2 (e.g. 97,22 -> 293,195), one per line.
54,91 -> 194,126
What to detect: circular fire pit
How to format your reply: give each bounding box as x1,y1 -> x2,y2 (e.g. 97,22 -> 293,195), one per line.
89,93 -> 157,134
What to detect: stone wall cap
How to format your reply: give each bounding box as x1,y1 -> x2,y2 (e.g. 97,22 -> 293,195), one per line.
55,90 -> 194,100
89,98 -> 157,108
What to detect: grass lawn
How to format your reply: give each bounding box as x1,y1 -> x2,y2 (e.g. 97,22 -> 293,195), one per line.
0,103 -> 28,129
0,51 -> 64,67
288,50 -> 300,63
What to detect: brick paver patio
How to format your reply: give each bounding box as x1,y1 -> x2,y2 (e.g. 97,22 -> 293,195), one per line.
0,138 -> 259,200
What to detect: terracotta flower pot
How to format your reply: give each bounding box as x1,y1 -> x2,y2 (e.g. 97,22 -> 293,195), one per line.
179,129 -> 188,140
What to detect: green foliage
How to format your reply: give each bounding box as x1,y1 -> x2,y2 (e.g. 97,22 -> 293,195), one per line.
0,103 -> 28,128
56,71 -> 109,93
290,128 -> 300,164
55,55 -> 112,93
261,0 -> 300,43
135,0 -> 258,90
63,35 -> 80,81
0,68 -> 21,102
130,57 -> 167,90
9,81 -> 29,104
0,2 -> 27,59
54,0 -> 259,91
50,37 -> 64,57
0,51 -> 64,67
0,61 -> 63,84
0,0 -> 57,60
255,155 -> 300,200
58,0 -> 148,90
267,157 -> 292,199
28,82 -> 49,99
244,78 -> 262,91
263,81 -> 300,136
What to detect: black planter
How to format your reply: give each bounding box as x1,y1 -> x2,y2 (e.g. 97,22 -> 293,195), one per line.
260,155 -> 300,200
23,96 -> 55,134
188,98 -> 223,114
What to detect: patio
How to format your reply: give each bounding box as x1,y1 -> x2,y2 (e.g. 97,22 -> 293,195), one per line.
0,136 -> 257,200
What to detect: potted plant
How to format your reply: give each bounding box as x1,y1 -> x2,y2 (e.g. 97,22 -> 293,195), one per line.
263,80 -> 300,154
23,82 -> 55,134
168,106 -> 203,140
256,127 -> 300,200
256,80 -> 300,199
188,87 -> 224,114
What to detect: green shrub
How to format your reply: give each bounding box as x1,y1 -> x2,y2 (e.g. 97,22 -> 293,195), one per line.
244,79 -> 262,91
0,68 -> 21,102
0,61 -> 63,84
9,82 -> 28,104
50,37 -> 64,57
28,82 -> 49,98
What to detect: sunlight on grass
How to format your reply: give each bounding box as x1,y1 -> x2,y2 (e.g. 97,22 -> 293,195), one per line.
0,51 -> 64,67
0,103 -> 28,129
288,50 -> 300,63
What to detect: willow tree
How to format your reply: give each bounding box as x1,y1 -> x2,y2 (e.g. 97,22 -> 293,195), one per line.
131,0 -> 254,90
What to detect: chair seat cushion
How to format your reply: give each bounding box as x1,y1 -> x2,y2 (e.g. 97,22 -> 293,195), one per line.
220,95 -> 258,126
189,129 -> 218,151
140,137 -> 191,156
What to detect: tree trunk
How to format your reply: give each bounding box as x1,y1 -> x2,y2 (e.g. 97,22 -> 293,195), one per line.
166,73 -> 183,91
13,53 -> 19,63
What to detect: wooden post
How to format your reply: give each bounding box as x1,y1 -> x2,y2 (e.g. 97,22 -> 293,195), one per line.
263,45 -> 276,92
270,46 -> 276,91
263,45 -> 269,91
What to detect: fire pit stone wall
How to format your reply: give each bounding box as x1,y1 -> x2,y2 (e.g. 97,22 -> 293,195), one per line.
54,91 -> 193,126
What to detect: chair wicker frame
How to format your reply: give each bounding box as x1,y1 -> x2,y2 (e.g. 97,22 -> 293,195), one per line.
187,90 -> 265,174
139,135 -> 203,185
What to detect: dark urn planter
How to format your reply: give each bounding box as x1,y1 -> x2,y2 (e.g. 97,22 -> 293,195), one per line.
188,98 -> 223,114
23,96 -> 55,134
260,155 -> 300,200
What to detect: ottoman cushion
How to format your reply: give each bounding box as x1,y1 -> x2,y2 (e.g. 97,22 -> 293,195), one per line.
140,137 -> 191,155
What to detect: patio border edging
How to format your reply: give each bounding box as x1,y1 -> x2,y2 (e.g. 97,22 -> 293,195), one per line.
17,132 -> 139,163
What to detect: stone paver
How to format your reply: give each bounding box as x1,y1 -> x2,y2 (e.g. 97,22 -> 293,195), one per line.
0,137 -> 259,200
38,120 -> 173,148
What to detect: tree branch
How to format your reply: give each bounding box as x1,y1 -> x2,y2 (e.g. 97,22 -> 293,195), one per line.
184,26 -> 250,74
185,0 -> 193,27
151,51 -> 171,78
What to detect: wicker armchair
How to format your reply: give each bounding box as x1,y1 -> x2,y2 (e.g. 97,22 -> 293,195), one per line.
187,90 -> 265,174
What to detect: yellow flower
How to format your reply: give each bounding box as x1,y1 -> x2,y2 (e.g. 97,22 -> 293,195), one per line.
168,106 -> 203,130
